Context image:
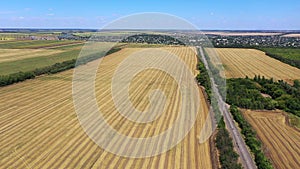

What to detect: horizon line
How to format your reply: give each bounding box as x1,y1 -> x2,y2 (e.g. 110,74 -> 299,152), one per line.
1,28 -> 300,32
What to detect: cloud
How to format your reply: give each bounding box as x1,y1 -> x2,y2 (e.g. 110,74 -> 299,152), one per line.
47,13 -> 55,16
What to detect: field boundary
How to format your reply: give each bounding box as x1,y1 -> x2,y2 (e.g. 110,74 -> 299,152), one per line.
244,109 -> 300,132
0,47 -> 121,87
263,51 -> 300,69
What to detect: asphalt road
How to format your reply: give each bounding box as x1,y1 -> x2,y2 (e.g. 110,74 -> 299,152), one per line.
198,47 -> 257,169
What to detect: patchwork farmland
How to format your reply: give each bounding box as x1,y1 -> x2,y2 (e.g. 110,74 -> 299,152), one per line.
0,47 -> 212,168
0,40 -> 84,75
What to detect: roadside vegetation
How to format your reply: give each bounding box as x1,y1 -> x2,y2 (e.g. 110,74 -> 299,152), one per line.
196,62 -> 211,102
230,106 -> 273,169
216,117 -> 242,169
196,60 -> 241,169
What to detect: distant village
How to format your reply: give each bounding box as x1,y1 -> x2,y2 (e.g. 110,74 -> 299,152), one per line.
1,29 -> 300,48
206,35 -> 300,48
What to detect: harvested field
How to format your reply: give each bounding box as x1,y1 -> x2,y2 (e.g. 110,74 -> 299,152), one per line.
0,47 -> 212,168
243,110 -> 300,169
205,48 -> 300,83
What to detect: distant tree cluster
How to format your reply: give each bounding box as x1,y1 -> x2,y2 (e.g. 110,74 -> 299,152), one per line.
227,76 -> 300,117
58,33 -> 90,40
230,106 -> 273,169
121,34 -> 185,45
226,78 -> 276,110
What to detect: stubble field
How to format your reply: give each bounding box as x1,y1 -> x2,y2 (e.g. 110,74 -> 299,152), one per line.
0,47 -> 212,168
205,48 -> 300,83
243,110 -> 300,169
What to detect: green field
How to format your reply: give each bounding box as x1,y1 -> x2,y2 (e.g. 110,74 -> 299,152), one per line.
259,47 -> 300,69
0,40 -> 82,49
0,40 -> 85,75
260,48 -> 300,60
0,40 -> 121,76
0,49 -> 81,75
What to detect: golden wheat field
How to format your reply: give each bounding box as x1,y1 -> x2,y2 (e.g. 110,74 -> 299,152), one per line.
0,47 -> 212,169
243,110 -> 300,169
205,48 -> 300,83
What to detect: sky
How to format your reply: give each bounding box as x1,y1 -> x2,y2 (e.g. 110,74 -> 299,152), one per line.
0,0 -> 299,30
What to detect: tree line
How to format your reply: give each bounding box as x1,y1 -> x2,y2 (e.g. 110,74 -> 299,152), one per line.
216,117 -> 242,169
196,61 -> 242,169
196,62 -> 211,102
230,106 -> 273,169
264,51 -> 300,69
